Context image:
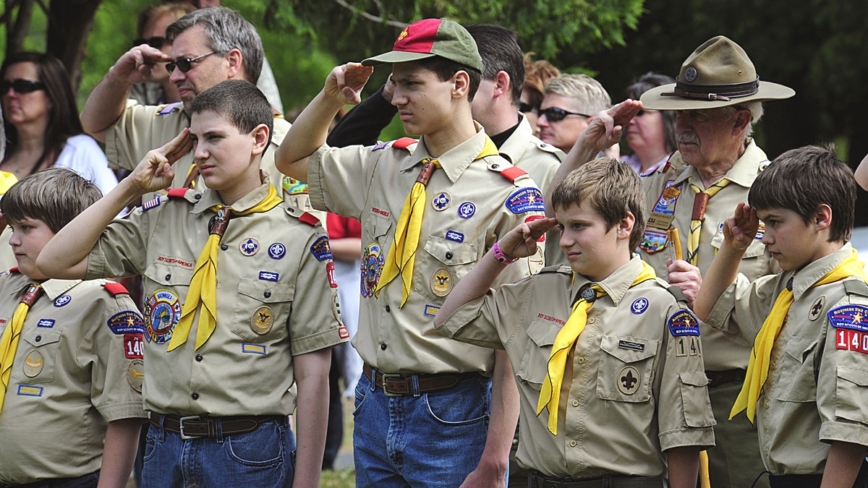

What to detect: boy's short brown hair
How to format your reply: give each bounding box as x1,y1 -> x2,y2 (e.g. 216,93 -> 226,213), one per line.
749,145 -> 855,243
191,79 -> 274,149
1,168 -> 102,234
551,158 -> 646,250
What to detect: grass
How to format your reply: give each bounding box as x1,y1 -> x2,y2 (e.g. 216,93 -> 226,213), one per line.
321,468 -> 356,487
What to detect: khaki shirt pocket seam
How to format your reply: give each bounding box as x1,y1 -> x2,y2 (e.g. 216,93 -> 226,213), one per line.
835,367 -> 868,424
515,320 -> 559,390
231,278 -> 294,342
771,337 -> 818,403
597,335 -> 659,403
678,371 -> 715,428
18,328 -> 63,384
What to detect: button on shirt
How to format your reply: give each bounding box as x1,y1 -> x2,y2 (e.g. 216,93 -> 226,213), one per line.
307,127 -> 545,374
86,180 -> 345,416
705,244 -> 868,475
439,257 -> 715,478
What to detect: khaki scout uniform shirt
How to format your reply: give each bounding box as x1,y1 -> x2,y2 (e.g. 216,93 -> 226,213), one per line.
307,128 -> 546,374
440,257 -> 715,478
706,244 -> 868,475
86,180 -> 346,416
640,140 -> 775,370
0,273 -> 146,485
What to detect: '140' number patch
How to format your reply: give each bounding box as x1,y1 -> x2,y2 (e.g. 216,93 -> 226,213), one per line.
125,334 -> 144,359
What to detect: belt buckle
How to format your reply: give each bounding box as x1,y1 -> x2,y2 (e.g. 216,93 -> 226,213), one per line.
381,373 -> 404,397
178,415 -> 202,440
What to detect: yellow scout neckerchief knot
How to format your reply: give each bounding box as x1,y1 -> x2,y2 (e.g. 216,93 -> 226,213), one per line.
687,179 -> 731,266
538,262 -> 657,435
377,136 -> 498,307
731,249 -> 868,422
0,283 -> 42,414
168,184 -> 282,351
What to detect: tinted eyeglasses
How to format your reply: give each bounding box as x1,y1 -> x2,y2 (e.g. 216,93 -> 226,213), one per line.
519,102 -> 537,114
166,51 -> 220,74
538,107 -> 591,122
0,79 -> 46,94
133,36 -> 168,49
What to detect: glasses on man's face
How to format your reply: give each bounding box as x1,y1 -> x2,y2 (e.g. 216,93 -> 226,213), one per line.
133,36 -> 168,49
519,102 -> 537,114
166,51 -> 220,74
538,107 -> 591,123
0,79 -> 46,95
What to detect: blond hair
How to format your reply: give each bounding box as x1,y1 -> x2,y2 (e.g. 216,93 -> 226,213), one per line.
544,74 -> 611,115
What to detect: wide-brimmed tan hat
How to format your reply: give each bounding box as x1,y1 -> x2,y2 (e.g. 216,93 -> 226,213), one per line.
641,36 -> 794,110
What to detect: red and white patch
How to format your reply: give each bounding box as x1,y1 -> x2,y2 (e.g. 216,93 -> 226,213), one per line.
836,329 -> 868,354
338,325 -> 350,339
326,261 -> 338,288
525,215 -> 547,242
124,334 -> 144,359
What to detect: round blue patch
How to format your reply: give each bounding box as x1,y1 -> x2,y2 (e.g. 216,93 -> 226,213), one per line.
631,297 -> 649,315
240,238 -> 260,256
54,295 -> 72,307
268,243 -> 286,260
458,202 -> 476,219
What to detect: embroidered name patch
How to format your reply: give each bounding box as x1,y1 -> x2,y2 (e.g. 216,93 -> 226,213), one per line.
107,311 -> 146,335
424,304 -> 440,317
242,343 -> 267,355
17,384 -> 43,397
505,188 -> 545,214
618,340 -> 645,351
668,309 -> 700,337
829,305 -> 868,353
310,236 -> 333,261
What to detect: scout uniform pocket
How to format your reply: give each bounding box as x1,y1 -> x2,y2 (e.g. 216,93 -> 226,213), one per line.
18,328 -> 62,383
516,320 -> 561,390
596,335 -> 659,402
771,337 -> 818,403
231,278 -> 294,341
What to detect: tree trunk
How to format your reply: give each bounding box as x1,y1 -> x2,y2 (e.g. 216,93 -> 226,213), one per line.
45,0 -> 102,93
6,0 -> 35,55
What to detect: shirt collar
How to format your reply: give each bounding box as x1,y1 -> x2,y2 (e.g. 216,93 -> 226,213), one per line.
192,172 -> 273,214
398,123 -> 491,183
672,139 -> 768,188
570,255 -> 647,306
791,243 -> 854,300
497,115 -> 533,165
38,279 -> 81,301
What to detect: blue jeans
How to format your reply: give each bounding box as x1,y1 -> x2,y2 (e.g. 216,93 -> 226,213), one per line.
353,371 -> 491,487
0,471 -> 100,488
142,417 -> 296,488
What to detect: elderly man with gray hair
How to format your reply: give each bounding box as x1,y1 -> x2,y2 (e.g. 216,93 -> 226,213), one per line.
81,7 -> 289,191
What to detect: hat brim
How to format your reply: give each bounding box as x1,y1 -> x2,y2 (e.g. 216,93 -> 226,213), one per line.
640,81 -> 795,110
361,51 -> 436,66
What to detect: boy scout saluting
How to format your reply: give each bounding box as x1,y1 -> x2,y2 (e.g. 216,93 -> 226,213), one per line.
436,158 -> 715,488
277,18 -> 546,487
37,80 -> 346,488
0,168 -> 146,487
696,146 -> 868,487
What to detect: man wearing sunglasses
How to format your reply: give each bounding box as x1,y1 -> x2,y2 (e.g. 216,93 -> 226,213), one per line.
81,7 -> 288,192
537,74 -> 613,155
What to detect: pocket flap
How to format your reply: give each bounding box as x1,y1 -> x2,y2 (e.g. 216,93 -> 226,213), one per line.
600,335 -> 658,363
22,328 -> 62,347
784,337 -> 818,364
837,367 -> 868,387
526,320 -> 560,347
679,370 -> 710,387
237,278 -> 294,303
424,236 -> 478,266
143,261 -> 194,286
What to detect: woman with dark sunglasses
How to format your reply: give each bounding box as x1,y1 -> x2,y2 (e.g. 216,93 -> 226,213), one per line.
0,52 -> 117,195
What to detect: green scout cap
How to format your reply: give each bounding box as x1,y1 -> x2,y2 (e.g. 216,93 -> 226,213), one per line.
362,18 -> 484,72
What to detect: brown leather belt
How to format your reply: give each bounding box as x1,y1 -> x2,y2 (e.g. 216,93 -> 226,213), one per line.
363,363 -> 481,396
529,471 -> 664,488
149,413 -> 285,439
705,368 -> 746,387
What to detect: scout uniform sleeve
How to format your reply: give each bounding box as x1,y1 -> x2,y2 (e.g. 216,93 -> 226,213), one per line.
656,302 -> 716,451
86,204 -> 153,280
286,228 -> 346,355
704,272 -> 780,344
490,172 -> 547,282
307,143 -> 384,220
816,288 -> 868,447
80,285 -> 147,421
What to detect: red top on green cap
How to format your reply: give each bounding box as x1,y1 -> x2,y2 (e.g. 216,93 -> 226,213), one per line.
362,18 -> 484,72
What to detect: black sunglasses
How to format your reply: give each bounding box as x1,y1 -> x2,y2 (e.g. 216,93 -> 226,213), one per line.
519,102 -> 537,114
538,107 -> 591,122
133,36 -> 168,49
166,51 -> 220,74
0,79 -> 46,94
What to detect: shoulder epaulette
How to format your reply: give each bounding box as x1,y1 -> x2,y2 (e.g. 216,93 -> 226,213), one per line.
166,188 -> 190,199
8,267 -> 19,274
391,137 -> 418,150
155,102 -> 183,116
299,212 -> 320,226
103,281 -> 130,296
666,285 -> 688,303
844,280 -> 868,298
539,265 -> 571,275
535,141 -> 566,160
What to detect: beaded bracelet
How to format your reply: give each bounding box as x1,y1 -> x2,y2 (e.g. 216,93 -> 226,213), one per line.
492,241 -> 519,264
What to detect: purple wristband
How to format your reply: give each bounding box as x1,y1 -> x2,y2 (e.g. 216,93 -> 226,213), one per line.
492,242 -> 518,264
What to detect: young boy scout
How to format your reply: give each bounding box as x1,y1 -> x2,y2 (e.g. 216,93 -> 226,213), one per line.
276,18 -> 546,487
37,80 -> 346,488
0,168 -> 146,487
436,158 -> 715,488
695,146 -> 868,487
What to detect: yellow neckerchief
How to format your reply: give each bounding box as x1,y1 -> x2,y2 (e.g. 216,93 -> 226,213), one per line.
377,136 -> 498,307
0,283 -> 42,414
686,179 -> 731,265
0,171 -> 18,195
167,184 -> 282,351
731,249 -> 868,422
538,262 -> 657,435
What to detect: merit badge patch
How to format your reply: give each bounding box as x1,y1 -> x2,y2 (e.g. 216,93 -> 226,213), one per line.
107,311 -> 145,335
37,318 -> 55,328
127,360 -> 144,392
124,334 -> 144,359
251,306 -> 274,335
240,238 -> 260,256
630,297 -> 649,315
268,243 -> 286,260
53,294 -> 71,307
668,309 -> 700,337
431,268 -> 453,297
424,304 -> 440,317
259,271 -> 280,282
327,261 -> 338,288
282,177 -> 308,195
505,187 -> 545,214
640,229 -> 669,254
17,384 -> 43,397
829,305 -> 868,353
647,181 -> 681,230
432,192 -> 451,211
22,350 -> 43,378
618,366 -> 640,395
361,242 -> 385,298
144,289 -> 181,344
242,343 -> 267,355
809,296 -> 826,321
142,196 -> 162,212
445,230 -> 464,243
457,202 -> 476,219
310,236 -> 333,261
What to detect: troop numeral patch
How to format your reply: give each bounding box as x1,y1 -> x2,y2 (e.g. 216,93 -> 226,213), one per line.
836,329 -> 868,354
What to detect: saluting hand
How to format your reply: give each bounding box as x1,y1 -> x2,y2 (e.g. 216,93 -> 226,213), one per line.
324,63 -> 374,105
128,128 -> 193,195
110,45 -> 171,85
578,99 -> 643,155
723,202 -> 760,252
497,217 -> 558,260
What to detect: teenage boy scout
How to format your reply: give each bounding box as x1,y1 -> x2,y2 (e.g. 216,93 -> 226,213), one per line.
277,18 -> 545,487
37,80 -> 345,488
436,158 -> 714,488
695,146 -> 868,487
0,168 -> 146,487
